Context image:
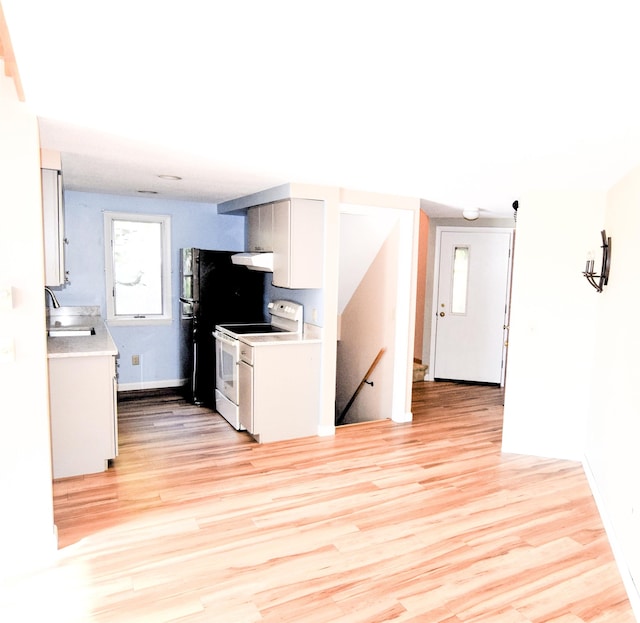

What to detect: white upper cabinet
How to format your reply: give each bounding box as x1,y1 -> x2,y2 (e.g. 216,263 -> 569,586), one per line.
272,198 -> 324,289
42,167 -> 66,286
247,203 -> 274,252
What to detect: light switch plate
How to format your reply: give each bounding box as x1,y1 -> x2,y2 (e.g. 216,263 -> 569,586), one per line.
0,286 -> 13,312
0,337 -> 15,363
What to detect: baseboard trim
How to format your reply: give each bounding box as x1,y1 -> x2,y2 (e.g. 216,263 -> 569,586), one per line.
582,455 -> 640,619
392,410 -> 413,423
317,424 -> 336,437
117,379 -> 186,392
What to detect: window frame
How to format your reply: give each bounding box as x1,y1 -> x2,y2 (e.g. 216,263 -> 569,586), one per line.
104,211 -> 172,326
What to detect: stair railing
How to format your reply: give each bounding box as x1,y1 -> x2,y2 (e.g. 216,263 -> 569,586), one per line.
336,348 -> 386,425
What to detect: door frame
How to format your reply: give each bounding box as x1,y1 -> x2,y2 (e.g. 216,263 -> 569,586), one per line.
428,225 -> 514,385
336,204 -> 418,424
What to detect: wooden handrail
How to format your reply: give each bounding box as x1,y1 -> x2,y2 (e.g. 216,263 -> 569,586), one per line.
336,348 -> 385,425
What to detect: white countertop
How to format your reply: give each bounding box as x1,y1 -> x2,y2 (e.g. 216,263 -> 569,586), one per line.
239,332 -> 322,347
46,306 -> 118,358
236,322 -> 322,347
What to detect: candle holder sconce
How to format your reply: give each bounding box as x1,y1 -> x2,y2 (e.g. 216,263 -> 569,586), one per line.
583,230 -> 611,293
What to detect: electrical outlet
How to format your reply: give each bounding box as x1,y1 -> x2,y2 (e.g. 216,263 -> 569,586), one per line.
132,354 -> 140,366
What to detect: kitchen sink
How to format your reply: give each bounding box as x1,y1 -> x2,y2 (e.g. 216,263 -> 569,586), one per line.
46,306 -> 98,337
48,327 -> 96,337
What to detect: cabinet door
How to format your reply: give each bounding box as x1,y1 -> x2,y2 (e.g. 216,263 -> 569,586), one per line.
49,356 -> 115,478
42,168 -> 65,286
247,204 -> 273,252
238,360 -> 254,433
289,199 -> 323,288
259,204 -> 273,251
272,199 -> 324,288
249,343 -> 321,443
247,207 -> 261,251
110,356 -> 119,458
272,200 -> 291,286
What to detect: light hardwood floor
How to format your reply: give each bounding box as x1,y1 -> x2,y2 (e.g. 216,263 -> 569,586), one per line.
4,382 -> 636,622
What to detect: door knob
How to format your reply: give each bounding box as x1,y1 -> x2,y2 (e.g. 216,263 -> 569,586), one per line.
439,311 -> 445,317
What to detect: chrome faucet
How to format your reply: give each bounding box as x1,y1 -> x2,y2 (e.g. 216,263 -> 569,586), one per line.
44,287 -> 61,309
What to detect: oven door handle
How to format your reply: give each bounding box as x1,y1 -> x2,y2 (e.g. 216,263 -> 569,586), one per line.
213,330 -> 237,347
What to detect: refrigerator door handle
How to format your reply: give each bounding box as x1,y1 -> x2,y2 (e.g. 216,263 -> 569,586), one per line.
192,339 -> 199,403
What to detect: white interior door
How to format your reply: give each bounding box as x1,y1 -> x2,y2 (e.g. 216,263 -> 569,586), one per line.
433,228 -> 512,384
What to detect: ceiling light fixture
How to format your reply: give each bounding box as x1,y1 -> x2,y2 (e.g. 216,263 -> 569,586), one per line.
137,190 -> 158,194
158,174 -> 182,180
462,208 -> 480,221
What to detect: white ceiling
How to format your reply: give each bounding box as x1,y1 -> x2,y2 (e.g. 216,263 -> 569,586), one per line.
4,1 -> 640,218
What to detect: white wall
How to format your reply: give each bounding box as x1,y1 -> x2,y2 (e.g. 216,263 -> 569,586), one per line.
338,206 -> 400,314
502,190 -> 605,459
502,180 -> 640,616
585,165 -> 640,612
0,65 -> 56,577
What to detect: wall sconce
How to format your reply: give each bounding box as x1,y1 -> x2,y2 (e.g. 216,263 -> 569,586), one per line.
583,230 -> 611,293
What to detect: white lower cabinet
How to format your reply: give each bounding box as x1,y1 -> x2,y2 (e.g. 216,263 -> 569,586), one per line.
238,341 -> 321,443
49,355 -> 118,478
238,359 -> 253,433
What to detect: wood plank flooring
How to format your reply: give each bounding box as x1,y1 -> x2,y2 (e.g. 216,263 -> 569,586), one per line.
3,382 -> 636,622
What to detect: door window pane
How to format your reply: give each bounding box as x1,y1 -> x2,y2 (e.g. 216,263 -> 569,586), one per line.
451,246 -> 469,314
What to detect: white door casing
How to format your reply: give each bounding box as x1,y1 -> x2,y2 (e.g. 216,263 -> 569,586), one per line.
432,227 -> 513,384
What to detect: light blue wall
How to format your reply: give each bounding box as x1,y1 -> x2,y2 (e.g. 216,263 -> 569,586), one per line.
54,191 -> 245,386
267,283 -> 323,326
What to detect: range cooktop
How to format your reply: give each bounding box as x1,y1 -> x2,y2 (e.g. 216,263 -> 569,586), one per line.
217,323 -> 288,335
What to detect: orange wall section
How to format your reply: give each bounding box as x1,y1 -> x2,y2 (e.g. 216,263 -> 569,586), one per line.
414,210 -> 429,362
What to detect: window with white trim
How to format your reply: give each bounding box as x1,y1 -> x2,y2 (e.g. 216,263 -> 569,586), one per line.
104,212 -> 172,325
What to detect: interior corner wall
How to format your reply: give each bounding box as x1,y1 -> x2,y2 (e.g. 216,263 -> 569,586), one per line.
584,165 -> 640,613
336,223 -> 400,424
0,69 -> 56,577
502,190 -> 605,460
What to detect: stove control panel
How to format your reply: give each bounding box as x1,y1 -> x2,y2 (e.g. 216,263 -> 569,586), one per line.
268,299 -> 303,322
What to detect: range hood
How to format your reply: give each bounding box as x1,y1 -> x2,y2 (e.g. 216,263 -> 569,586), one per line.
231,252 -> 274,272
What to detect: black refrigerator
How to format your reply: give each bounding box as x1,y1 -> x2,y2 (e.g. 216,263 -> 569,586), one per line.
179,249 -> 265,406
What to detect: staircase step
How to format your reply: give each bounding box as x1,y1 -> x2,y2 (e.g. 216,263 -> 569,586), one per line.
413,362 -> 428,383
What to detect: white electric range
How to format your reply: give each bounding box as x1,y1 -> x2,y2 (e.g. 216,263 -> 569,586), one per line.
213,300 -> 303,430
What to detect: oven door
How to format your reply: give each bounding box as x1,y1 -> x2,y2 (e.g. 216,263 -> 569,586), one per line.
214,330 -> 239,405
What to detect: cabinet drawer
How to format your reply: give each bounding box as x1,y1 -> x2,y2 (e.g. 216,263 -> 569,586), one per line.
239,342 -> 254,365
